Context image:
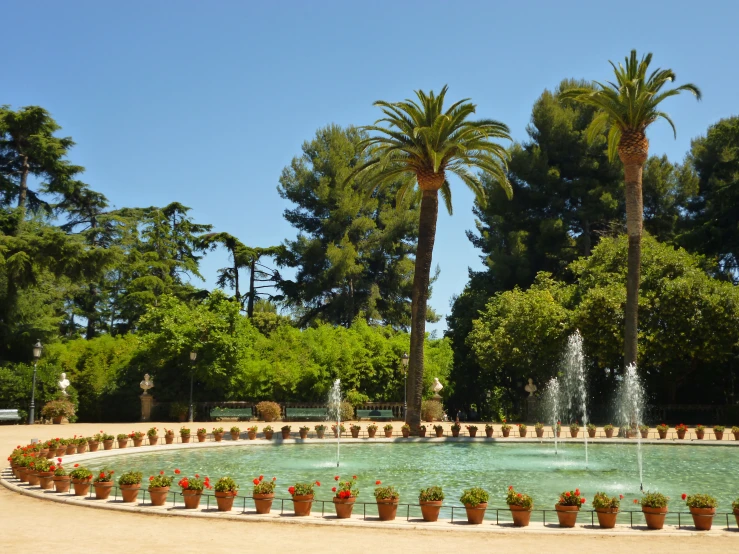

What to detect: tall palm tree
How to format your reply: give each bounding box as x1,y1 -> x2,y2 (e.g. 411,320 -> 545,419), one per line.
561,50 -> 701,368
353,86 -> 512,431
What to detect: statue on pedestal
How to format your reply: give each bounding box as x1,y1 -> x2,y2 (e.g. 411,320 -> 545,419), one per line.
58,373 -> 70,396
140,374 -> 154,395
524,378 -> 537,396
432,378 -> 443,400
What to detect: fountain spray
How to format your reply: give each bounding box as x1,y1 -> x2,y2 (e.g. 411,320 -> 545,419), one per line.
329,379 -> 342,467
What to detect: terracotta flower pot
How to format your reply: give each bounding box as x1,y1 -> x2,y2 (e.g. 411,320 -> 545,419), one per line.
377,499 -> 399,521
281,430 -> 291,439
658,430 -> 667,439
230,432 -> 240,441
38,472 -> 55,490
182,489 -> 202,509
133,438 -> 144,447
556,431 -> 562,438
588,429 -> 596,438
333,496 -> 356,518
464,502 -> 487,524
72,478 -> 91,496
181,434 -> 191,444
451,428 -> 460,438
88,441 -> 99,452
469,428 -> 478,438
117,439 -> 128,449
689,507 -> 715,531
485,427 -> 494,438
55,446 -> 67,457
120,484 -> 141,503
148,436 -> 159,446
677,430 -> 686,439
94,481 -> 114,499
264,430 -> 274,440
384,430 -> 393,438
502,428 -> 510,438
695,430 -> 705,440
333,429 -> 342,438
419,428 -> 427,437
292,494 -> 314,516
197,434 -> 207,443
402,428 -> 410,438
605,429 -> 614,438
714,431 -> 723,441
103,440 -> 113,450
733,432 -> 739,441
16,467 -> 28,483
734,508 -> 739,528
76,443 -> 88,454
299,430 -> 308,439
53,475 -> 71,493
570,429 -> 579,438
148,486 -> 170,506
248,431 -> 257,440
434,428 -> 444,438
253,493 -> 274,514
368,428 -> 377,438
518,428 -> 526,438
215,491 -> 236,512
642,506 -> 668,529
212,433 -> 222,442
535,428 -> 544,438
316,429 -> 325,439
350,428 -> 360,438
65,444 -> 76,455
555,504 -> 579,527
27,471 -> 40,486
53,416 -> 63,425
595,507 -> 619,529
45,449 -> 55,459
420,500 -> 442,522
509,505 -> 532,527
165,434 -> 175,444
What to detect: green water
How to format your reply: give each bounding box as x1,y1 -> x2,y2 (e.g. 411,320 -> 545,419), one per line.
86,442 -> 738,516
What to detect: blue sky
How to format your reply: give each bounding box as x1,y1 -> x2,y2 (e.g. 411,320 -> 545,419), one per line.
4,1 -> 737,334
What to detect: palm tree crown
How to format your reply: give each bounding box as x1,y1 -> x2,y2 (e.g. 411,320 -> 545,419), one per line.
560,50 -> 701,162
354,85 -> 512,212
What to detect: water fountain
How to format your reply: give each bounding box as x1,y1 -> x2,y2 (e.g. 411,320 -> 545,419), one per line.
562,331 -> 588,466
328,379 -> 342,467
542,377 -> 560,455
615,363 -> 646,490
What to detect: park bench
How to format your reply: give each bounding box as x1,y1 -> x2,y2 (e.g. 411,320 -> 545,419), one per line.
210,407 -> 253,421
356,409 -> 394,421
285,408 -> 327,420
0,409 -> 21,423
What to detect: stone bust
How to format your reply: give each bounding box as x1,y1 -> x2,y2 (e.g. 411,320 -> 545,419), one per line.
524,378 -> 537,397
140,373 -> 154,395
58,373 -> 70,395
432,378 -> 443,397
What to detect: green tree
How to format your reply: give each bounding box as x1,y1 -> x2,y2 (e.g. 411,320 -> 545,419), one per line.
642,155 -> 698,243
354,86 -> 512,431
561,50 -> 701,369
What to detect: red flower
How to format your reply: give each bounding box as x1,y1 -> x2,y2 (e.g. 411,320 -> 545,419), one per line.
681,493 -> 687,500
57,458 -> 62,463
376,480 -> 381,485
195,474 -> 200,478
332,487 -> 337,492
517,493 -> 522,498
253,478 -> 260,485
149,476 -> 154,481
619,495 -> 624,499
334,476 -> 340,481
272,477 -> 276,481
174,469 -> 180,474
110,471 -> 114,475
315,481 -> 320,486
99,472 -> 105,478
352,475 -> 357,480
288,486 -> 295,495
508,485 -> 513,490
259,475 -> 263,481
580,497 -> 586,504
565,491 -> 571,497
633,499 -> 639,504
74,464 -> 79,468
160,470 -> 164,475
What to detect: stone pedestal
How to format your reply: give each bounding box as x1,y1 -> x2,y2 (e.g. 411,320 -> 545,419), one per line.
526,396 -> 538,423
140,394 -> 154,422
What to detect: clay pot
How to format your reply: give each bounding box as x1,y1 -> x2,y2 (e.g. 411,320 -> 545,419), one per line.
212,433 -> 223,442
595,507 -> 619,529
103,440 -> 113,450
76,443 -> 88,454
484,427 -> 493,438
165,434 -> 175,444
464,502 -> 487,524
535,428 -> 544,438
94,481 -> 114,499
316,429 -> 325,439
588,429 -> 596,439
264,430 -> 274,440
215,491 -> 236,512
434,428 -> 444,438
402,428 -> 410,438
419,427 -> 427,437
149,486 -> 170,506
689,507 -> 715,531
292,494 -> 314,516
253,493 -> 274,514
658,430 -> 667,439
27,471 -> 40,486
509,505 -> 532,527
182,489 -> 202,509
734,509 -> 739,528
88,441 -> 99,452
299,430 -> 308,439
117,439 -> 128,449
451,427 -> 460,438
65,444 -> 76,455
695,430 -> 705,440
120,484 -> 141,503
248,431 -> 257,440
230,432 -> 240,441
640,430 -> 649,439
16,467 -> 28,483
38,472 -> 55,490
642,506 -> 668,529
333,496 -> 356,519
714,431 -> 723,441
350,428 -> 360,438
181,434 -> 191,444
469,428 -> 478,438
555,504 -> 579,527
502,428 -> 510,438
677,429 -> 686,440
733,432 -> 739,441
556,430 -> 562,438
72,478 -> 91,496
197,433 -> 207,443
384,430 -> 393,438
333,429 -> 342,438
53,475 -> 71,493
368,428 -> 377,438
52,416 -> 63,425
148,436 -> 159,446
55,446 -> 66,457
377,499 -> 399,521
518,428 -> 526,438
44,449 -> 54,459
281,429 -> 291,439
420,500 -> 442,522
570,429 -> 579,438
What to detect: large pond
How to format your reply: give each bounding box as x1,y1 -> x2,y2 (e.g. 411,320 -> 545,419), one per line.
85,442 -> 737,518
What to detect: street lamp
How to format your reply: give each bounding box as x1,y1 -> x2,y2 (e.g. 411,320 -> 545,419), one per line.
29,341 -> 43,425
188,351 -> 197,423
401,352 -> 409,421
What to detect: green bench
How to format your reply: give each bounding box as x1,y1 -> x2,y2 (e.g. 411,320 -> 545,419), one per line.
210,408 -> 253,421
285,408 -> 327,420
0,409 -> 20,422
356,409 -> 394,420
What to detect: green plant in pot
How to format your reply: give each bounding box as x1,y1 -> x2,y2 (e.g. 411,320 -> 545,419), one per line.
555,488 -> 585,527
684,493 -> 717,531
332,474 -> 359,518
460,487 -> 488,524
374,481 -> 399,521
288,481 -> 320,516
506,486 -> 533,526
70,465 -> 93,496
592,492 -> 621,528
214,476 -> 239,512
253,475 -> 277,514
118,471 -> 143,503
41,398 -> 75,424
419,486 -> 444,522
639,490 -> 669,529
93,469 -> 115,500
148,470 -> 175,506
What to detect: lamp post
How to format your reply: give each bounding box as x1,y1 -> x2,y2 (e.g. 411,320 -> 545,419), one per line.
188,351 -> 197,423
401,352 -> 409,421
29,341 -> 43,425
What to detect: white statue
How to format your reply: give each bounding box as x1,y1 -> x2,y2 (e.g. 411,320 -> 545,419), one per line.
525,378 -> 537,397
432,378 -> 443,398
58,373 -> 70,395
140,373 -> 154,395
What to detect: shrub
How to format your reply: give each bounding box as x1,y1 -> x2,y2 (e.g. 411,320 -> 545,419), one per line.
116,433 -> 128,440
639,424 -> 649,432
517,424 -> 526,431
433,424 -> 443,432
256,401 -> 281,422
506,486 -> 533,509
714,425 -> 725,433
695,424 -> 705,432
374,481 -> 399,500
640,491 -> 668,508
656,423 -> 669,432
32,457 -> 53,473
383,423 -> 393,431
69,466 -> 92,480
367,423 -> 378,431
421,400 -> 443,421
178,475 -> 211,491
40,398 -> 75,419
592,492 -> 621,510
569,422 -> 580,432
460,487 -> 488,506
603,424 -> 614,431
214,476 -> 238,494
180,427 -> 190,436
557,488 -> 585,507
288,482 -> 319,496
314,424 -> 326,432
94,469 -> 115,483
586,423 -> 596,431
535,422 -> 545,430
262,425 -> 272,433
732,426 -> 739,433
253,475 -> 277,494
149,472 -> 173,488
212,427 -> 224,434
333,475 -> 359,499
281,425 -> 291,432
119,471 -> 143,485
338,401 -> 354,422
230,426 -> 240,434
169,402 -> 188,419
684,493 -> 717,509
147,427 -> 158,437
196,427 -> 207,435
419,486 -> 444,502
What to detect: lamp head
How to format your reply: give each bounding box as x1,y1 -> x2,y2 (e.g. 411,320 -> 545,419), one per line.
401,352 -> 409,367
33,341 -> 43,360
190,351 -> 197,362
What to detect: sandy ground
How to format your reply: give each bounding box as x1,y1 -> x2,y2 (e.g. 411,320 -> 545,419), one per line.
1,422 -> 737,554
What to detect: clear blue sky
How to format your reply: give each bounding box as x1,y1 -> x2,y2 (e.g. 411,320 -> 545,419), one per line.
4,1 -> 737,334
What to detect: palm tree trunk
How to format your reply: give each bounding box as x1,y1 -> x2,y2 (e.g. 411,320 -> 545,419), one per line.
407,189 -> 439,432
623,161 -> 644,368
